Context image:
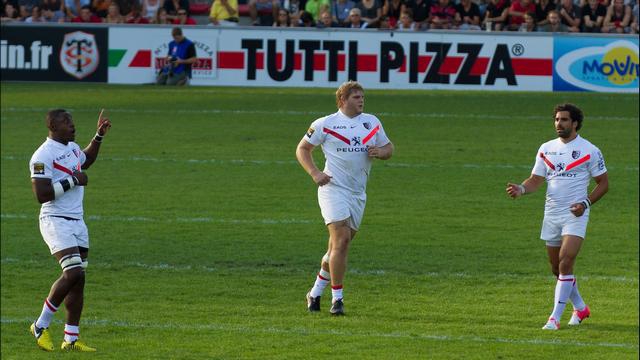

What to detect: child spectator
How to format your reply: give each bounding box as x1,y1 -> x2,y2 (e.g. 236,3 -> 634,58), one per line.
397,8 -> 417,29
317,9 -> 339,26
535,0 -> 555,26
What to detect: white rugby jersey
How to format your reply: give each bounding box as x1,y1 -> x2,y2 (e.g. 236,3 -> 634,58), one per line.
531,135 -> 606,215
303,110 -> 390,193
29,138 -> 86,219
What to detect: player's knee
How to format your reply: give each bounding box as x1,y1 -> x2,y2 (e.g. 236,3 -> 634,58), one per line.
62,266 -> 85,284
59,253 -> 83,272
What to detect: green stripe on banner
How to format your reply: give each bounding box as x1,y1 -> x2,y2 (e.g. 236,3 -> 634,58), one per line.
108,49 -> 127,67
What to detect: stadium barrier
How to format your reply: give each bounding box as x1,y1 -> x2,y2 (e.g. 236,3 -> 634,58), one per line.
1,23 -> 637,93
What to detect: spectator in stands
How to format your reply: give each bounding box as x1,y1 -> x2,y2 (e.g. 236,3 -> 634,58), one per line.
305,0 -> 329,21
299,8 -> 316,24
24,4 -> 45,21
538,8 -> 568,29
383,0 -> 405,28
332,0 -> 356,26
378,14 -> 390,26
173,7 -> 196,23
631,3 -> 638,32
41,0 -> 65,19
483,0 -> 509,30
456,0 -> 482,29
557,0 -> 581,31
535,0 -> 555,27
405,0 -> 429,29
581,0 -> 606,31
104,2 -> 124,22
157,27 -> 197,86
91,0 -> 111,17
249,0 -> 279,25
602,0 -> 631,31
280,0 -> 303,17
18,0 -> 38,18
142,0 -> 163,19
153,6 -> 170,22
396,8 -> 417,28
346,6 -> 367,26
42,2 -> 66,21
507,0 -> 535,30
358,0 -> 383,27
317,9 -> 339,26
126,2 -> 150,22
1,2 -> 20,21
71,4 -> 101,21
64,0 -> 90,17
209,0 -> 239,25
274,7 -> 290,24
429,0 -> 456,29
289,8 -> 300,24
163,0 -> 189,21
519,10 -> 537,29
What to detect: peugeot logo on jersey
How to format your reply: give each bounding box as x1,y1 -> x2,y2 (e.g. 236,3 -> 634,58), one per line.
351,136 -> 361,146
556,163 -> 565,171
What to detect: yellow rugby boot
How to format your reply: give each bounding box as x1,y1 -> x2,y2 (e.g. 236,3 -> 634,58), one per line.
30,322 -> 54,351
61,340 -> 97,352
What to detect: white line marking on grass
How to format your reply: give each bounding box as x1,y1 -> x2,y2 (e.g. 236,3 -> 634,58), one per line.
1,107 -> 636,121
2,156 -> 638,172
1,317 -> 637,349
1,256 -> 636,284
0,213 -> 314,225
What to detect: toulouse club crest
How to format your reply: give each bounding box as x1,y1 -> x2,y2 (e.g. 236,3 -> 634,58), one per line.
363,122 -> 371,130
572,150 -> 581,159
60,31 -> 99,80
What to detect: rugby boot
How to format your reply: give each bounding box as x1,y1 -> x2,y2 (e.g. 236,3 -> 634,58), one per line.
306,291 -> 321,312
568,305 -> 590,326
30,322 -> 54,351
61,340 -> 97,352
541,317 -> 560,330
330,299 -> 345,316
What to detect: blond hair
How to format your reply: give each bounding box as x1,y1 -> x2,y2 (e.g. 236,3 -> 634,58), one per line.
336,81 -> 364,108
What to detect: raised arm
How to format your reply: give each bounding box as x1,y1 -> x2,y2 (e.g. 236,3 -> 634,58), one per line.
82,109 -> 111,169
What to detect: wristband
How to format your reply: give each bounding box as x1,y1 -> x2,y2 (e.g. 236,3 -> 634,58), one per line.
517,184 -> 526,195
53,176 -> 76,199
93,133 -> 103,143
581,198 -> 591,209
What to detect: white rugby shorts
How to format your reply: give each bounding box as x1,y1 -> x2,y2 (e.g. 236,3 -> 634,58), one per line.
39,216 -> 89,254
318,184 -> 366,231
540,211 -> 589,241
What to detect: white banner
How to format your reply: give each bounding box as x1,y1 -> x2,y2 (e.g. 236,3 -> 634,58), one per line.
109,27 -> 553,91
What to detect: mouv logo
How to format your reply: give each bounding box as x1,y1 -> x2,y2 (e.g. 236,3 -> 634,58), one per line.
555,40 -> 638,93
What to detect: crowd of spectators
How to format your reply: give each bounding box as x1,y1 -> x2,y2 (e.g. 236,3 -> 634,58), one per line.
1,0 -> 638,33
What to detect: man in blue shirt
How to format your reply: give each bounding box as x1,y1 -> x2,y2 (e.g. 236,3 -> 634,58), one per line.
156,27 -> 197,86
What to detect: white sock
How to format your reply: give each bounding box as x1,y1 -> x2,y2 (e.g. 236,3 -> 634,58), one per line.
569,276 -> 586,311
310,269 -> 330,298
64,324 -> 79,343
35,298 -> 58,329
331,285 -> 343,302
550,274 -> 575,321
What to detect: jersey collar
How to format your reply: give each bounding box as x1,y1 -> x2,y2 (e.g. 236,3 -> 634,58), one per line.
46,137 -> 70,149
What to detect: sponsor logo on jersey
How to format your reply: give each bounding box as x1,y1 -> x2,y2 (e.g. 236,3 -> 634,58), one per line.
60,31 -> 100,80
351,136 -> 361,146
332,125 -> 346,129
556,162 -> 565,171
33,162 -> 45,175
306,127 -> 315,138
337,147 -> 368,152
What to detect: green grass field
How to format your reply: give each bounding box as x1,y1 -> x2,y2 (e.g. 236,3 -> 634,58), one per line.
1,83 -> 638,359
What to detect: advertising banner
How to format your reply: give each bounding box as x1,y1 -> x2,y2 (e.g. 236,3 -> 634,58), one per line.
109,28 -> 552,91
553,36 -> 638,93
1,26 -> 108,82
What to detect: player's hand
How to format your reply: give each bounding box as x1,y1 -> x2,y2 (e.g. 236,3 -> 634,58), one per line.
312,171 -> 332,186
73,170 -> 88,186
569,202 -> 585,217
506,182 -> 523,199
367,146 -> 382,158
97,109 -> 112,136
